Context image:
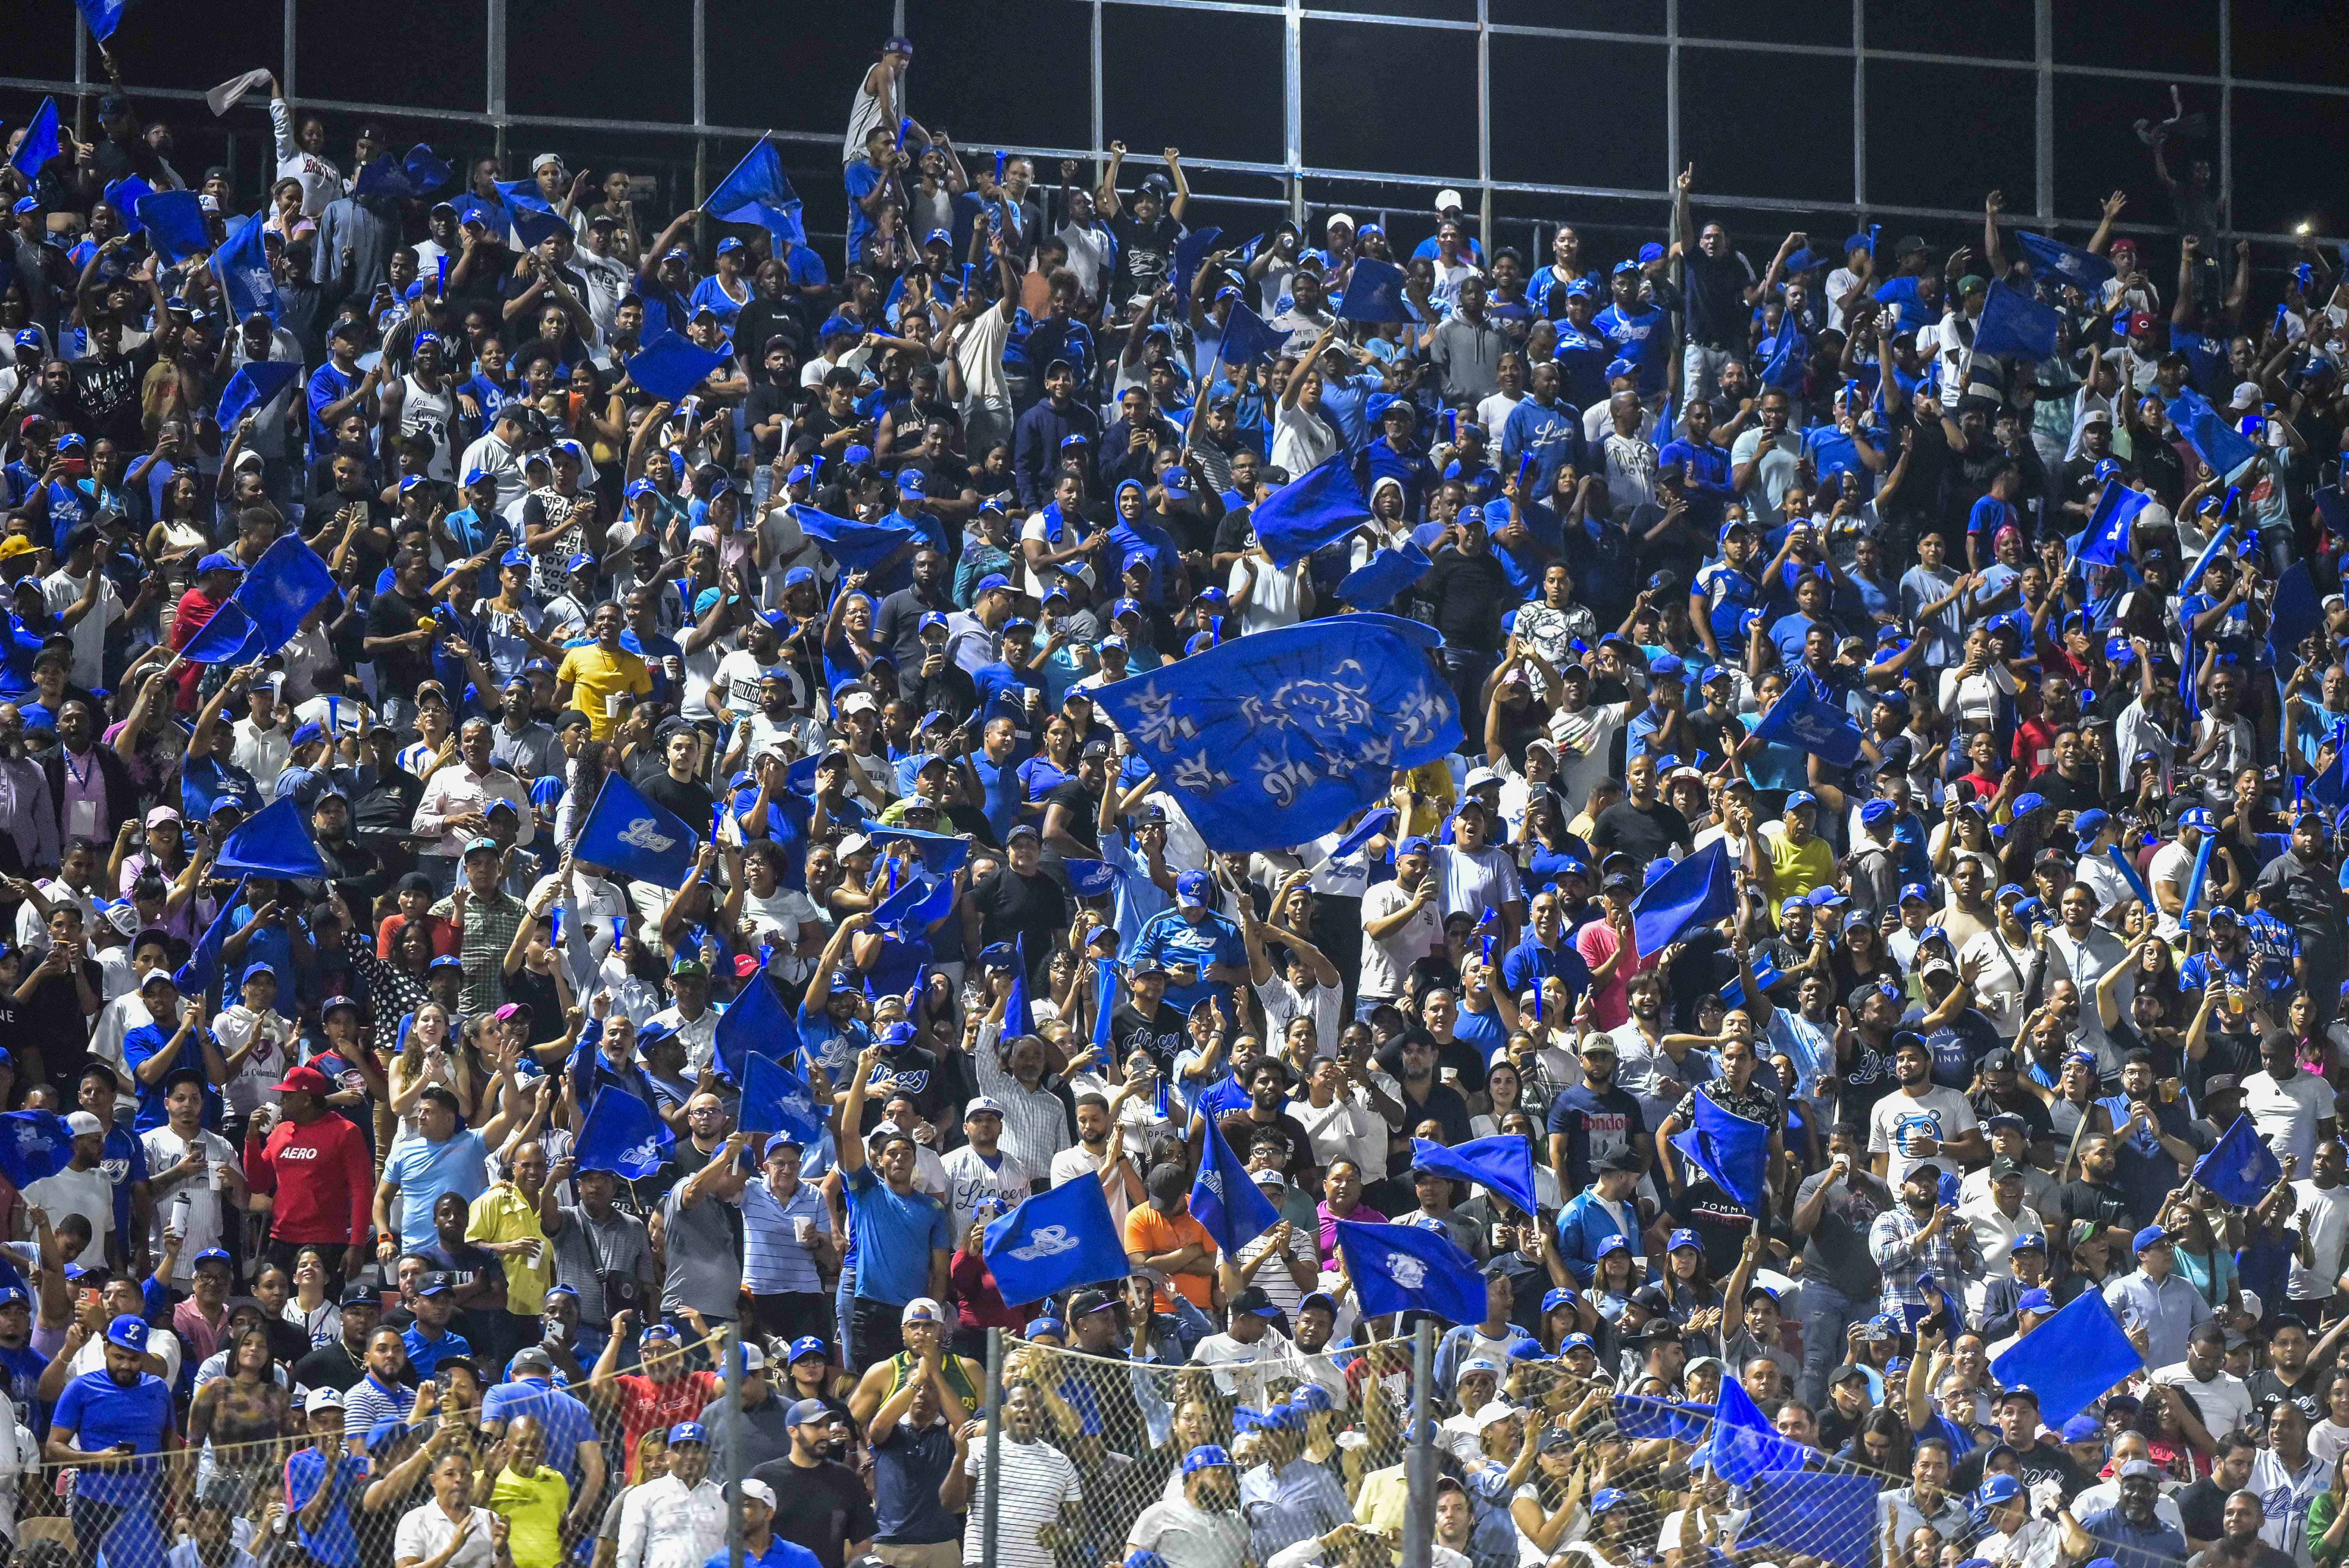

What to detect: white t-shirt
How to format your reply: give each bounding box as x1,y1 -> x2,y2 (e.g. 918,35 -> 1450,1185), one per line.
708,651 -> 790,720
22,1165 -> 111,1245
1228,556 -> 1306,637
42,568 -> 122,691
2287,1180 -> 2349,1301
212,1004 -> 297,1115
1359,880 -> 1438,1001
1867,1085 -> 1979,1187
2245,1071 -> 2337,1176
139,1126 -> 243,1284
2149,1361 -> 2253,1441
1187,1327 -> 1297,1405
1547,702 -> 1631,819
950,303 -> 1014,410
2145,839 -> 2195,940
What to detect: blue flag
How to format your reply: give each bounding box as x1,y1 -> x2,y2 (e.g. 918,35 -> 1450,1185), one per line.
180,531 -> 335,665
867,868 -> 957,937
1407,1136 -> 1538,1217
214,360 -> 301,439
1003,936 -> 1037,1040
1752,672 -> 1864,766
2268,562 -> 2324,668
1092,958 -> 1116,1055
352,144 -> 455,201
1329,807 -> 1396,863
1191,1113 -> 1280,1255
573,770 -> 702,888
2078,480 -> 2150,568
104,175 -> 155,234
0,1112 -> 75,1189
1721,950 -> 1782,1013
135,190 -> 210,265
2180,396 -> 2261,480
1707,1375 -> 1809,1484
1972,281 -> 2061,360
626,331 -> 731,404
495,177 -> 554,217
2016,230 -> 2117,295
74,0 -> 126,41
214,796 -> 327,880
1089,614 -> 1460,852
173,877 -> 248,999
983,1171 -> 1131,1306
1250,455 -> 1375,568
1987,1284 -> 2144,1425
1336,543 -> 1432,609
1171,226 -> 1222,305
704,139 -> 807,249
1610,1394 -> 1713,1444
1335,1219 -> 1488,1326
739,1051 -> 829,1148
712,962 -> 800,1085
213,210 -> 281,324
2193,1114 -> 2285,1207
574,1088 -> 675,1180
1062,858 -> 1122,898
1214,300 -> 1288,367
10,100 -> 59,179
513,206 -> 571,252
1760,316 -> 1807,389
863,825 -> 970,876
1670,1090 -> 1770,1217
1740,1470 -> 1882,1568
788,505 -> 923,574
1630,839 -> 1736,957
1335,257 -> 1407,324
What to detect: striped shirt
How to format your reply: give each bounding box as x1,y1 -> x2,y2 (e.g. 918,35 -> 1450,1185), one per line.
742,1177 -> 830,1295
974,1023 -> 1073,1174
959,1436 -> 1082,1568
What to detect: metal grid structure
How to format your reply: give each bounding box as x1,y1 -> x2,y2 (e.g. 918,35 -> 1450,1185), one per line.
7,0 -> 2347,257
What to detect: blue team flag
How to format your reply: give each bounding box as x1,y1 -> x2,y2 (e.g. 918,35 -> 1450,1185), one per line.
2269,562 -> 2324,668
214,796 -> 328,880
1062,858 -> 1122,898
573,771 -> 702,888
1989,1285 -> 2144,1425
1972,281 -> 2062,360
0,1112 -> 76,1188
74,0 -> 127,41
788,505 -> 923,574
2195,1114 -> 2285,1206
213,210 -> 282,324
1214,300 -> 1289,367
2016,230 -> 2117,295
1171,226 -> 1223,305
1751,672 -> 1865,766
867,869 -> 957,936
1407,1136 -> 1538,1217
574,1087 -> 675,1181
1759,316 -> 1807,389
1089,614 -> 1460,852
1092,958 -> 1117,1054
2181,824 -> 2218,914
983,1171 -> 1131,1305
2308,722 -> 2349,811
1630,839 -> 1736,957
1670,1090 -> 1770,1217
1003,935 -> 1037,1040
173,876 -> 248,999
1336,257 -> 1407,324
1336,543 -> 1432,609
135,190 -> 210,265
739,1051 -> 828,1147
1328,808 -> 1397,863
180,532 -> 336,665
495,177 -> 554,216
1251,455 -> 1375,568
1707,1376 -> 1809,1485
2181,397 -> 2262,480
103,175 -> 155,233
1335,1219 -> 1488,1326
1191,1113 -> 1280,1255
10,100 -> 60,180
863,825 -> 971,876
213,360 -> 301,438
1740,1470 -> 1882,1568
2078,480 -> 2150,568
712,962 -> 801,1085
626,331 -> 731,404
353,144 -> 456,201
703,139 -> 807,249
1610,1394 -> 1714,1444
512,206 -> 571,252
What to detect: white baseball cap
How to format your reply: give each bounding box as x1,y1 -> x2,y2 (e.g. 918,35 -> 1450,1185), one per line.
740,1479 -> 777,1508
1326,212 -> 1356,234
532,153 -> 564,173
1434,189 -> 1465,213
901,1297 -> 946,1327
305,1387 -> 345,1415
64,1111 -> 103,1138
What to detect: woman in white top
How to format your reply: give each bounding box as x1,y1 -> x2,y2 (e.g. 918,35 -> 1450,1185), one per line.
266,83 -> 344,217
1936,627 -> 2018,733
1272,328 -> 1342,476
386,1002 -> 475,1145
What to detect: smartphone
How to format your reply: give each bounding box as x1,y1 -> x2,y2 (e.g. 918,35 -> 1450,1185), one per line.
60,455 -> 86,478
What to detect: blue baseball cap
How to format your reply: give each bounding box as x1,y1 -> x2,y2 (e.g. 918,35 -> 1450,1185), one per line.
1563,1332 -> 1597,1353
666,1422 -> 708,1446
786,1399 -> 831,1427
1784,789 -> 1818,811
1899,882 -> 1932,904
106,1313 -> 148,1351
1979,1474 -> 2022,1505
1396,835 -> 1432,858
1182,1445 -> 1235,1474
1590,1488 -> 1632,1516
1667,1228 -> 1700,1252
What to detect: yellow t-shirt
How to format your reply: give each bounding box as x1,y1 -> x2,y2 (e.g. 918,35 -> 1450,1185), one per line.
556,644 -> 653,738
489,1465 -> 570,1568
1766,823 -> 1837,920
1396,761 -> 1456,838
466,1184 -> 553,1314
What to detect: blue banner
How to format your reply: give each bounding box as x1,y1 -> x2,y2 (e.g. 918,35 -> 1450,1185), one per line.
625,331 -> 731,404
1171,226 -> 1222,305
2192,1113 -> 2284,1207
711,962 -> 800,1085
1336,543 -> 1431,609
703,139 -> 807,249
181,531 -> 335,666
0,1112 -> 75,1190
1670,1090 -> 1770,1217
1987,1285 -> 2144,1426
135,190 -> 210,265
1335,1219 -> 1488,1326
1760,316 -> 1807,388
1972,281 -> 2061,360
1752,672 -> 1864,766
214,797 -> 327,880
788,505 -> 923,574
1707,1376 -> 1809,1484
1611,1394 -> 1714,1444
1407,1135 -> 1538,1217
1091,615 -> 1458,852
867,868 -> 957,937
1630,839 -> 1736,957
1335,257 -> 1407,324
863,825 -> 970,876
1003,934 -> 1037,1041
104,175 -> 155,235
1251,455 -> 1376,568
10,100 -> 59,180
2016,231 -> 2117,295
1214,300 -> 1289,367
213,209 -> 282,324
1191,1113 -> 1280,1256
739,1051 -> 829,1147
2179,394 -> 2262,481
2078,480 -> 2150,568
74,0 -> 126,42
984,1173 -> 1130,1305
573,771 -> 703,888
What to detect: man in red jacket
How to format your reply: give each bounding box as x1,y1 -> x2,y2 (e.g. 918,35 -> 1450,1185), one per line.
245,1064 -> 374,1287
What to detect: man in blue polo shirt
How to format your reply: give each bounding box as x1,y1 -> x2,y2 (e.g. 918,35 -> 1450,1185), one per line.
401,1274 -> 474,1379
47,1314 -> 174,1553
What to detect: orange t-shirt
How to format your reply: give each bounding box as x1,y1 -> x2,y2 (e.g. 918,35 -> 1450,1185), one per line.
1123,1205 -> 1215,1313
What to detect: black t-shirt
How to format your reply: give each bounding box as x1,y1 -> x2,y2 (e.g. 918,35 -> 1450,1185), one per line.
20,962 -> 101,1069
1952,1437 -> 2083,1499
1590,798 -> 1693,864
2175,1476 -> 2228,1544
969,866 -> 1072,953
1043,779 -> 1101,855
365,587 -> 440,694
1376,1030 -> 1489,1099
293,1340 -> 369,1396
1109,212 -> 1183,305
744,378 -> 809,462
638,769 -> 715,831
1924,1008 -> 2006,1091
2036,768 -> 2103,815
1421,549 -> 1512,652
69,345 -> 154,448
2055,1176 -> 2139,1237
2247,1367 -> 2324,1429
748,1455 -> 878,1568
1110,1001 -> 1189,1074
1683,250 -> 1757,348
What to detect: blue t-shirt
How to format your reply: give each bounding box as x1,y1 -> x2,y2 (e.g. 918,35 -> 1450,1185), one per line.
481,1379 -> 601,1489
122,1025 -> 223,1133
841,1165 -> 952,1306
53,1369 -> 173,1502
1130,908 -> 1246,1017
285,1446 -> 370,1568
381,1130 -> 492,1252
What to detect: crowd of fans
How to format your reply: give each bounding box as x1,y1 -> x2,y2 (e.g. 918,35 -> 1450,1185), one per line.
0,23 -> 2347,1568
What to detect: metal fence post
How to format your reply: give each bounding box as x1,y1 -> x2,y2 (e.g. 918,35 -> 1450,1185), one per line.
1402,1319 -> 1434,1568
984,1327 -> 1004,1568
723,1322 -> 744,1568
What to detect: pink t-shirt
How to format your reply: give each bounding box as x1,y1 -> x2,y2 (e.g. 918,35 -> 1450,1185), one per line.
1575,920 -> 1644,1032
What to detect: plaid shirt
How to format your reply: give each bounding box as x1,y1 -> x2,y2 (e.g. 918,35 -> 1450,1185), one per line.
431,886 -> 526,1013
1866,1198 -> 1980,1316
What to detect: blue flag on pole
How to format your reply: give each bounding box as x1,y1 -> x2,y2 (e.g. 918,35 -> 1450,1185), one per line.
626,331 -> 731,404
2078,480 -> 2150,568
788,506 -> 922,574
1707,1376 -> 1810,1484
1406,1136 -> 1538,1217
1720,951 -> 1779,1013
1610,1395 -> 1714,1444
739,1051 -> 829,1147
104,176 -> 155,234
135,191 -> 210,265
2180,396 -> 2262,480
1670,1090 -> 1770,1217
1972,281 -> 2062,360
1062,859 -> 1121,898
74,0 -> 127,41
1336,257 -> 1408,323
0,1112 -> 76,1188
712,963 -> 800,1085
2016,231 -> 2117,294
983,1171 -> 1132,1306
513,206 -> 571,252
574,1088 -> 675,1181
704,140 -> 807,249
1741,1470 -> 1882,1568
10,100 -> 59,179
495,177 -> 554,216
214,210 -> 282,324
214,796 -> 327,880
173,877 -> 248,999
1329,808 -> 1397,864
180,531 -> 336,665
1089,615 -> 1460,852
1171,226 -> 1223,305
1003,936 -> 1037,1040
867,869 -> 957,937
1752,672 -> 1865,766
1092,958 -> 1117,1055
1191,1113 -> 1280,1255
1630,839 -> 1736,956
1251,455 -> 1376,568
1336,1219 -> 1488,1326
1987,1285 -> 2144,1425
352,144 -> 456,201
1215,301 -> 1289,367
2193,1114 -> 2285,1207
213,360 -> 301,439
1759,317 -> 1807,389
573,771 -> 702,888
1336,543 -> 1432,609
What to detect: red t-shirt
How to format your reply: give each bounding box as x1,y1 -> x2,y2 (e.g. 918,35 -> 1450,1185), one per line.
166,587 -> 227,713
246,1111 -> 374,1244
2012,718 -> 2061,777
614,1370 -> 721,1480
